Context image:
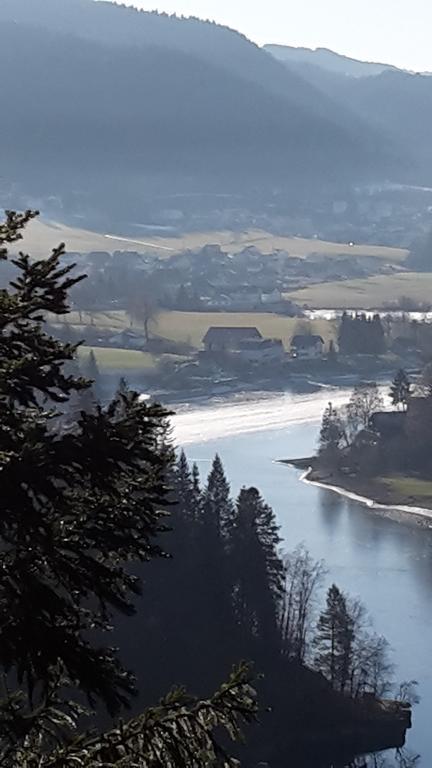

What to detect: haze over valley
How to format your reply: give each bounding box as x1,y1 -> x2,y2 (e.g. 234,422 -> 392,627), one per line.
3,0 -> 432,247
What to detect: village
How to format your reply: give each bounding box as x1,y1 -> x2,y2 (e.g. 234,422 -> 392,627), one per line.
64,240 -> 400,315
36,234 -> 432,399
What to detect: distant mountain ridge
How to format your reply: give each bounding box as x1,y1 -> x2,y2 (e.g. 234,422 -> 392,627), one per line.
264,44 -> 398,78
264,42 -> 432,183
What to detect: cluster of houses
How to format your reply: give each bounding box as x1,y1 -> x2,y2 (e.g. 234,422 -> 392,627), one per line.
202,326 -> 325,364
66,240 -> 388,317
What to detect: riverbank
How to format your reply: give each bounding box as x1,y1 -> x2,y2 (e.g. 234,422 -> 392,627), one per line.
282,459 -> 432,528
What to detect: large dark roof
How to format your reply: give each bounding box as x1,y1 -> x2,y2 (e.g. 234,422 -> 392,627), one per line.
291,334 -> 324,348
203,327 -> 262,344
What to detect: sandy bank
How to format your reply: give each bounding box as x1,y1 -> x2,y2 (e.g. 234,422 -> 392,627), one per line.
281,459 -> 432,529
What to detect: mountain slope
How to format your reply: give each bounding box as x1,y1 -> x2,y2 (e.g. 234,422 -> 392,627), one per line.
0,0 -> 386,133
1,20 -> 380,177
0,0 -> 402,226
272,52 -> 432,181
0,0 -> 340,111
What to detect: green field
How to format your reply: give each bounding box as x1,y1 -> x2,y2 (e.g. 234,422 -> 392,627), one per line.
377,475 -> 432,500
67,311 -> 336,351
79,346 -> 158,370
287,272 -> 432,309
19,218 -> 408,262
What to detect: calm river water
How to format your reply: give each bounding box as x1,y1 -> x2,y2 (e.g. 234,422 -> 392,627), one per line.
172,389 -> 431,765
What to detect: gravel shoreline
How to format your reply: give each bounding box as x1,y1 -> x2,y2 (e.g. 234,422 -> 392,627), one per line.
281,459 -> 432,529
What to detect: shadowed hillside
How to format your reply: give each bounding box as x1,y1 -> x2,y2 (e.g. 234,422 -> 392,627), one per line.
0,0 -> 398,226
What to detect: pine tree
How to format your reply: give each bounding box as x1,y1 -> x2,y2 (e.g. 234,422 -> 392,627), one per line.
230,487 -> 285,651
314,584 -> 355,692
191,462 -> 203,516
190,455 -> 238,678
203,454 -> 235,540
390,369 -> 412,410
0,212 -> 257,766
337,312 -> 351,355
83,348 -> 102,400
371,314 -> 386,354
141,451 -> 205,694
318,402 -> 345,460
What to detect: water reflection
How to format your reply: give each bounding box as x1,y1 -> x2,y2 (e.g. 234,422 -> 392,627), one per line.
319,487 -> 344,514
346,748 -> 420,767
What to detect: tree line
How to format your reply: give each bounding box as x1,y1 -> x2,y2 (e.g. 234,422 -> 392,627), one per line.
147,450 -> 397,704
318,369 -> 432,479
338,313 -> 386,356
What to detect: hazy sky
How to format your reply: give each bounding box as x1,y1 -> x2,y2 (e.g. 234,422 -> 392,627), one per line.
118,0 -> 432,71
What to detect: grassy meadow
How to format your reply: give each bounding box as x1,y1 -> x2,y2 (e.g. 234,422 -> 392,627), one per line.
287,272 -> 432,310
20,218 -> 408,262
78,346 -> 159,370
67,310 -> 336,352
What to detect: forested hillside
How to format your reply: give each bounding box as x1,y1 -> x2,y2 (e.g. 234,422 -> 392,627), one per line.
0,0 -> 396,224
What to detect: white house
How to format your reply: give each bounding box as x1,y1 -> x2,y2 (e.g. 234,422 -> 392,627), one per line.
238,338 -> 285,364
290,334 -> 324,360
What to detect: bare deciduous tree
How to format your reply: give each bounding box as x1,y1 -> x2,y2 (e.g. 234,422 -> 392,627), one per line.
128,293 -> 159,342
280,545 -> 326,663
346,381 -> 384,440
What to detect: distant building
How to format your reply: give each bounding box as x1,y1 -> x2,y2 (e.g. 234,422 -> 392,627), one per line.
238,338 -> 285,364
261,288 -> 282,305
291,334 -> 324,360
108,329 -> 146,350
227,285 -> 261,310
203,327 -> 262,353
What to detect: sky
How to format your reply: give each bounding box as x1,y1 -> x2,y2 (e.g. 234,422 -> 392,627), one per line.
117,0 -> 432,71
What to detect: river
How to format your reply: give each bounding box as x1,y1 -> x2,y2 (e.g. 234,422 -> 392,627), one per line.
172,388 -> 430,765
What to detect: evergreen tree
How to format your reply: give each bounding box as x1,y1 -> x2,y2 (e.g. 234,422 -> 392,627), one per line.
318,403 -> 346,460
140,451 -> 205,695
203,454 -> 235,540
314,584 -> 355,692
337,312 -> 351,355
118,375 -> 129,396
191,461 -> 203,514
390,369 -> 412,410
190,455 -> 238,678
338,313 -> 387,356
230,487 -> 284,651
83,348 -> 102,400
371,314 -> 386,354
0,211 -> 256,766
174,450 -> 195,514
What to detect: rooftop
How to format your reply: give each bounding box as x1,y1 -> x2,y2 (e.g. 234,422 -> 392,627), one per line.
203,326 -> 262,344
